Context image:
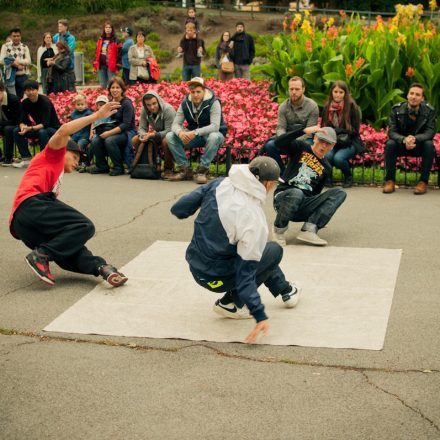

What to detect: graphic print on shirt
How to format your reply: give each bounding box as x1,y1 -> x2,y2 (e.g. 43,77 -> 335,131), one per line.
52,170 -> 64,197
289,151 -> 325,193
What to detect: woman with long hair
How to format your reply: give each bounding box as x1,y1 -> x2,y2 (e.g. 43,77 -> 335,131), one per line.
215,31 -> 234,81
37,32 -> 57,94
93,21 -> 120,89
127,31 -> 156,84
321,80 -> 364,187
89,77 -> 136,176
46,41 -> 75,93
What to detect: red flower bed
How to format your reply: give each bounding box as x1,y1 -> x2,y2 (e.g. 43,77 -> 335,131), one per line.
49,79 -> 440,170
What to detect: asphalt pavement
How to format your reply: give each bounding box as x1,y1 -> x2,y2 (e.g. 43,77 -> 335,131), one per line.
1,167 -> 439,440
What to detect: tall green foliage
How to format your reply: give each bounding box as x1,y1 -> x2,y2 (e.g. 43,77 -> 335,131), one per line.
258,5 -> 440,129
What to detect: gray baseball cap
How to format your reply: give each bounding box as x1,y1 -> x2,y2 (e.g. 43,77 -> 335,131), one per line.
316,127 -> 337,144
249,156 -> 280,182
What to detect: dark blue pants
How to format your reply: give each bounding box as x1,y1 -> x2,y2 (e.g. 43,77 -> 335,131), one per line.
192,241 -> 290,308
13,126 -> 57,159
91,132 -> 127,172
264,137 -> 313,172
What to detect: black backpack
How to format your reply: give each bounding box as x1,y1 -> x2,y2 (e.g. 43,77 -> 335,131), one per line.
130,139 -> 160,180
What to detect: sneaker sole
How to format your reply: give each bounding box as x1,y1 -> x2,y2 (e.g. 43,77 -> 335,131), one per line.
283,285 -> 302,308
296,236 -> 327,246
106,273 -> 128,287
25,256 -> 55,286
212,303 -> 252,320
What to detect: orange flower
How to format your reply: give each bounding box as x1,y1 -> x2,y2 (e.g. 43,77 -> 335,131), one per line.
355,57 -> 365,69
283,17 -> 288,31
321,37 -> 327,47
290,19 -> 298,31
321,16 -> 328,24
305,39 -> 313,52
345,63 -> 353,77
359,37 -> 365,45
414,31 -> 421,40
339,9 -> 347,18
405,67 -> 415,77
288,66 -> 295,75
327,26 -> 338,40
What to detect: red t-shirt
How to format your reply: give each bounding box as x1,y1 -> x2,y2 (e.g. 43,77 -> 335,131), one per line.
9,147 -> 66,238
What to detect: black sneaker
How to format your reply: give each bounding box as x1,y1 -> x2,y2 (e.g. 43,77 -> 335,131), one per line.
25,249 -> 55,286
213,299 -> 252,319
98,264 -> 128,287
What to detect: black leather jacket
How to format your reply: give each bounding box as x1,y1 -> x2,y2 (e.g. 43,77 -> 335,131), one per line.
388,101 -> 436,145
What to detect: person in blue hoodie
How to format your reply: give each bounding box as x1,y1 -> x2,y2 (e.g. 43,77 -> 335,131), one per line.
171,156 -> 301,344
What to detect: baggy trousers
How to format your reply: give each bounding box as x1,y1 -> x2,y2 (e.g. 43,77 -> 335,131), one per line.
12,193 -> 106,275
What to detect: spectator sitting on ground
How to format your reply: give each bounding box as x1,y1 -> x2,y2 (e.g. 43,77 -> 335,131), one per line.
321,80 -> 364,188
88,77 -> 135,176
272,126 -> 347,247
53,19 -> 76,72
127,31 -> 156,84
46,41 -> 76,94
0,80 -> 21,166
13,80 -> 61,169
93,21 -> 120,89
132,90 -> 176,179
383,82 -> 436,195
0,28 -> 31,99
177,23 -> 205,82
264,76 -> 319,172
70,93 -> 93,167
184,7 -> 200,33
37,32 -> 58,95
215,31 -> 234,81
166,77 -> 227,184
120,27 -> 134,85
230,22 -> 255,80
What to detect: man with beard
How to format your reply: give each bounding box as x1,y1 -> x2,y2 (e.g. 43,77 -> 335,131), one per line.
230,22 -> 255,80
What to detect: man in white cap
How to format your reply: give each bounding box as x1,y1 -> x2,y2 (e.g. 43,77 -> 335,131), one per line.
166,77 -> 227,184
171,156 -> 300,344
272,126 -> 347,246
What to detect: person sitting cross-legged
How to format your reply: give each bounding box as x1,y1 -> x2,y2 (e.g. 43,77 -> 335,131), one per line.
9,100 -> 128,288
272,126 -> 347,247
383,82 -> 436,195
166,77 -> 227,184
13,79 -> 61,169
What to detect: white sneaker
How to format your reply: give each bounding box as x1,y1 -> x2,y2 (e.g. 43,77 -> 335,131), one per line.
281,283 -> 301,308
213,300 -> 252,319
272,226 -> 287,247
296,230 -> 327,246
12,159 -> 31,169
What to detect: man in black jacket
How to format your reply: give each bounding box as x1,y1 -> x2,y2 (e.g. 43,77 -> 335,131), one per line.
230,22 -> 255,80
0,80 -> 21,166
383,83 -> 436,195
13,80 -> 60,169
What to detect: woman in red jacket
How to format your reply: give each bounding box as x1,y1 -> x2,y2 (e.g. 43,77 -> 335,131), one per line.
93,21 -> 120,89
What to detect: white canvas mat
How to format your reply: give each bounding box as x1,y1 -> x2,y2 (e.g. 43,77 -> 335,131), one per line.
44,241 -> 402,350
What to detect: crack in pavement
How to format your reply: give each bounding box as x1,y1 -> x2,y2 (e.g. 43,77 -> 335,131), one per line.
96,191 -> 188,235
0,279 -> 40,299
1,329 -> 439,375
361,371 -> 440,433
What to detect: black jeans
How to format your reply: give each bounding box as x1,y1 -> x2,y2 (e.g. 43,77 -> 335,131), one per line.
14,74 -> 29,100
91,132 -> 127,172
192,241 -> 290,308
385,139 -> 435,183
12,193 -> 106,276
274,187 -> 347,232
0,125 -> 16,161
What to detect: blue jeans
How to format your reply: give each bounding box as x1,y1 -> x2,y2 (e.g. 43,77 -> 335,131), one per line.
273,187 -> 347,232
265,137 -> 313,172
13,126 -> 57,158
98,67 -> 115,89
166,131 -> 225,169
192,241 -> 290,308
182,64 -> 201,81
325,145 -> 356,177
71,132 -> 90,152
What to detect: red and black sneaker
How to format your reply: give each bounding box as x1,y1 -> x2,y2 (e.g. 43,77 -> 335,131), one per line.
98,265 -> 128,287
25,249 -> 55,286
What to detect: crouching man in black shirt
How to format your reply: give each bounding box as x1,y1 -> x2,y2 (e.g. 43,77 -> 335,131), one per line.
272,126 -> 347,247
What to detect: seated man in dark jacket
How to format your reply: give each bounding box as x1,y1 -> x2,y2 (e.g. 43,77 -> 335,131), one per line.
166,77 -> 227,184
383,83 -> 436,195
272,126 -> 347,247
171,157 -> 299,344
12,79 -> 61,169
0,80 -> 21,166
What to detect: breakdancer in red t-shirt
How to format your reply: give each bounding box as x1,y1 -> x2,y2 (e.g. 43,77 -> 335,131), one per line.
9,100 -> 128,287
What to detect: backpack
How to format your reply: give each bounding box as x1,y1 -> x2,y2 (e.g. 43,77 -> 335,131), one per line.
146,57 -> 160,82
130,139 -> 160,180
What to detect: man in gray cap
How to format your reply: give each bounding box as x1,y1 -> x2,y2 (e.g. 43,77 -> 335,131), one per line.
272,126 -> 347,246
171,157 -> 300,344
